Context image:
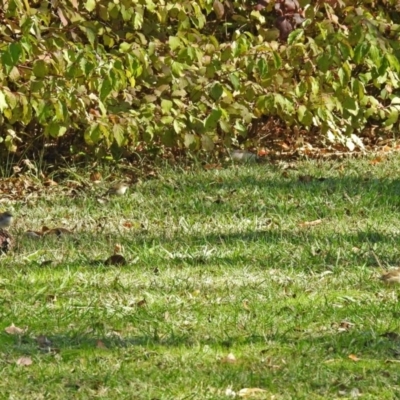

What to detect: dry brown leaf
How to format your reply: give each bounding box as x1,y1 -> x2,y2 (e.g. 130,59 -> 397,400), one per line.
90,172 -> 102,182
5,323 -> 25,335
238,387 -> 267,397
380,268 -> 400,284
299,219 -> 322,227
16,356 -> 33,366
114,243 -> 123,254
96,340 -> 107,349
222,353 -> 236,363
136,299 -> 147,307
348,354 -> 360,362
122,221 -> 133,228
43,179 -> 58,187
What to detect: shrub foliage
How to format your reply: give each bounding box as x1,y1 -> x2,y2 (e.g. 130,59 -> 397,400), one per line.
0,0 -> 399,157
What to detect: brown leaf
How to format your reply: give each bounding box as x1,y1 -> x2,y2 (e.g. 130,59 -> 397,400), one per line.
348,354 -> 360,362
213,0 -> 225,19
43,179 -> 58,187
96,340 -> 107,349
222,352 -> 236,363
299,219 -> 322,227
122,221 -> 133,228
238,387 -> 267,397
57,7 -> 69,26
104,254 -> 127,266
5,323 -> 25,335
90,172 -> 102,182
16,356 -> 33,366
114,243 -> 123,254
136,299 -> 147,308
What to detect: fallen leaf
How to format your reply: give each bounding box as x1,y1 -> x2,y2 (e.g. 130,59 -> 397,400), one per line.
238,387 -> 267,397
370,157 -> 383,165
90,172 -> 102,182
222,353 -> 236,363
43,179 -> 58,187
348,354 -> 360,362
16,356 -> 33,366
96,340 -> 107,349
104,254 -> 127,266
299,219 -> 323,227
203,163 -> 222,170
114,243 -> 123,254
136,299 -> 147,307
122,221 -> 133,228
5,323 -> 25,335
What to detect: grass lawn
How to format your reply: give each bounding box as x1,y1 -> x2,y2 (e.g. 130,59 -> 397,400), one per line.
1,155 -> 400,399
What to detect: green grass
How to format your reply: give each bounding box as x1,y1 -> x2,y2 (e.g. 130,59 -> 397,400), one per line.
2,156 -> 400,399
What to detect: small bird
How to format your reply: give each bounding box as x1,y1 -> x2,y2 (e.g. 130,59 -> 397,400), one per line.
380,268 -> 400,284
106,182 -> 129,196
0,211 -> 13,229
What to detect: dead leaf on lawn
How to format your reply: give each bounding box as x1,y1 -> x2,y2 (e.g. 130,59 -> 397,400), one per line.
16,356 -> 33,366
96,340 -> 107,349
348,354 -> 360,362
299,219 -> 322,227
336,320 -> 355,332
90,172 -> 102,183
5,323 -> 25,335
370,157 -> 384,165
380,268 -> 400,284
221,353 -> 237,363
104,254 -> 127,266
122,221 -> 133,228
238,387 -> 267,397
114,243 -> 123,254
136,299 -> 147,307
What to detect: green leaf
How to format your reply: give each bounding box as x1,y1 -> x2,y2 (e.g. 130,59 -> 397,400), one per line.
85,0 -> 96,12
272,52 -> 282,69
184,133 -> 197,148
209,83 -> 223,101
229,73 -> 240,90
46,122 -> 67,138
384,107 -> 399,126
169,36 -> 182,51
342,96 -> 359,116
353,42 -> 370,64
161,99 -> 173,114
113,124 -> 125,146
204,108 -> 222,130
297,105 -> 313,126
316,54 -> 331,73
100,76 -> 113,101
33,60 -> 48,78
0,91 -> 8,112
